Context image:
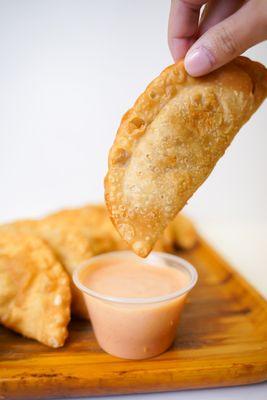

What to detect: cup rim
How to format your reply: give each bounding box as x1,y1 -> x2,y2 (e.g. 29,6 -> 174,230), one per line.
73,250 -> 198,305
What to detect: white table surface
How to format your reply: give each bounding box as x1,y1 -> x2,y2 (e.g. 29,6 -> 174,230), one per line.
71,383 -> 267,400
58,223 -> 266,400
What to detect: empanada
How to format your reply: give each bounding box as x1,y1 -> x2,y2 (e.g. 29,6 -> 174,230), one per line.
0,232 -> 71,347
161,213 -> 197,252
105,57 -> 267,257
36,205 -> 124,318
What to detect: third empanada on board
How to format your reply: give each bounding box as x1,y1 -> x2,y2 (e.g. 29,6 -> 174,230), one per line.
105,57 -> 267,257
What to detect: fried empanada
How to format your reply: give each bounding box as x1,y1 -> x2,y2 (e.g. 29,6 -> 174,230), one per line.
39,205 -> 123,254
0,232 -> 71,347
105,57 -> 267,257
169,213 -> 197,251
156,213 -> 197,252
36,205 -> 123,319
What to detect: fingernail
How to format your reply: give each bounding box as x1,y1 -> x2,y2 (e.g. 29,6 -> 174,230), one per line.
170,38 -> 192,62
185,46 -> 214,77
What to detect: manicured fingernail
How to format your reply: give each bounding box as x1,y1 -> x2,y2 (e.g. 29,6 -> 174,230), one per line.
185,46 -> 214,77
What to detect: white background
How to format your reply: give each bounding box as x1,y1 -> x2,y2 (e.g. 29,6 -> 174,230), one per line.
0,1 -> 266,399
0,0 -> 266,225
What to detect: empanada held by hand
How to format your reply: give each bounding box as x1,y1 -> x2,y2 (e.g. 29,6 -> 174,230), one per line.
105,57 -> 267,257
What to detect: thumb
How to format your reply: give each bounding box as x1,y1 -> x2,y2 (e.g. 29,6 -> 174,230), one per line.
184,0 -> 267,77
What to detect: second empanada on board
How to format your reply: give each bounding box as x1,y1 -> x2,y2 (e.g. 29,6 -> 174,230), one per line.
105,57 -> 267,257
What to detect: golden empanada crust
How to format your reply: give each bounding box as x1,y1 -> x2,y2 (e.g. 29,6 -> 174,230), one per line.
105,57 -> 267,257
0,232 -> 71,347
37,205 -> 122,319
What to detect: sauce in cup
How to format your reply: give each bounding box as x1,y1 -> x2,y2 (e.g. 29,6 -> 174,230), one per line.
73,251 -> 197,359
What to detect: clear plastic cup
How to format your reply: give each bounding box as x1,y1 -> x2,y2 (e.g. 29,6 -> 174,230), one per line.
73,251 -> 198,360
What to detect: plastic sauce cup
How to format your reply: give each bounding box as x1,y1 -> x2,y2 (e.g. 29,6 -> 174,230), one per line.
73,251 -> 198,360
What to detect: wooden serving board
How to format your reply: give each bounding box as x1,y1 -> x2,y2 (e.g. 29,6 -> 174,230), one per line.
0,238 -> 266,399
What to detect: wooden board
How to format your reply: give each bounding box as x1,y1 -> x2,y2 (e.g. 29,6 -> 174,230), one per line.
0,238 -> 266,399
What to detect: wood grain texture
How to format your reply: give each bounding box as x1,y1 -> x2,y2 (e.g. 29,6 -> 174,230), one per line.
0,237 -> 266,399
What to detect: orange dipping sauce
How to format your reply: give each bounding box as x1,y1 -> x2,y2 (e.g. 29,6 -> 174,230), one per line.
74,251 -> 197,360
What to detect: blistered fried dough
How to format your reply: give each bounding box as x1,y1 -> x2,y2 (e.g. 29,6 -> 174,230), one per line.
154,213 -> 197,252
37,205 -> 123,318
38,229 -> 94,319
0,206 -> 122,319
40,205 -> 123,254
0,219 -> 38,234
38,205 -> 122,269
41,205 -> 197,254
170,213 -> 197,250
0,232 -> 71,347
105,57 -> 267,257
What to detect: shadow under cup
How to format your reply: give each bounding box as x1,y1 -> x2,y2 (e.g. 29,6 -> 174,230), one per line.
73,251 -> 198,360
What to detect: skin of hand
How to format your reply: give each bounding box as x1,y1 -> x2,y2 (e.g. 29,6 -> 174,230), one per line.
168,0 -> 267,76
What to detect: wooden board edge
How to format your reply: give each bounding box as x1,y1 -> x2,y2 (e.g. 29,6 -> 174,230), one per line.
195,236 -> 267,309
1,359 -> 267,399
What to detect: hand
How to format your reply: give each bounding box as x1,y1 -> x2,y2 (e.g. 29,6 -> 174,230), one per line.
168,0 -> 267,76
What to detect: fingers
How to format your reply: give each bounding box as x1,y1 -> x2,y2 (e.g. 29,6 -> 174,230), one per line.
199,0 -> 244,35
168,0 -> 208,61
184,0 -> 267,76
